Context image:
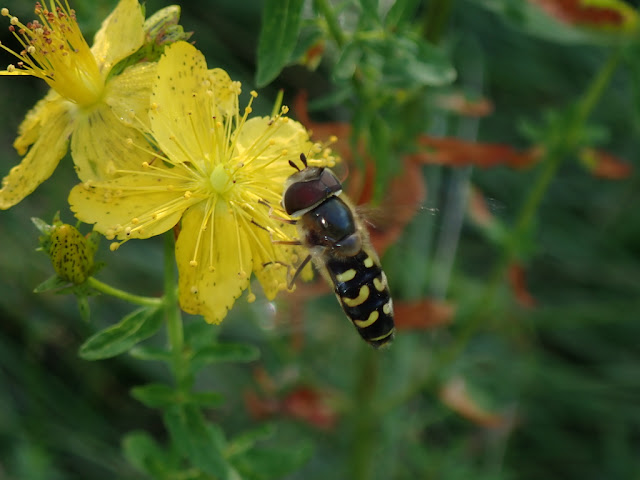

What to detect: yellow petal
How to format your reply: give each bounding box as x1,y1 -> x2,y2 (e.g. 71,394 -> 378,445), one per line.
150,42 -> 215,166
69,175 -> 188,240
14,90 -> 65,155
0,100 -> 74,209
71,103 -> 155,181
176,201 -> 253,324
209,68 -> 240,116
105,62 -> 157,130
236,116 -> 312,170
91,0 -> 145,75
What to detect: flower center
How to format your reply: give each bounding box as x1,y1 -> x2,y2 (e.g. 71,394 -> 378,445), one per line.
1,2 -> 105,107
209,163 -> 233,195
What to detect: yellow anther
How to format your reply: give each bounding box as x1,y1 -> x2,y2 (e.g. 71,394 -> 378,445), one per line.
110,242 -> 120,251
250,90 -> 258,98
189,260 -> 198,267
1,8 -> 8,16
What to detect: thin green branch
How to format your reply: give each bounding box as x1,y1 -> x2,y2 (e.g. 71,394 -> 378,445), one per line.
315,0 -> 346,48
163,231 -> 187,389
86,277 -> 163,307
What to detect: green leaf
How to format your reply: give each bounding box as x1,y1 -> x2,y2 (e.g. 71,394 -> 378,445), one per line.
129,345 -> 173,362
189,391 -> 226,407
131,383 -> 180,409
164,405 -> 230,478
380,37 -> 456,88
122,430 -> 167,475
78,306 -> 163,360
255,0 -> 304,87
33,275 -> 69,293
132,383 -> 225,409
333,42 -> 362,80
191,343 -> 260,373
385,0 -> 421,28
232,443 -> 313,480
226,424 -> 276,458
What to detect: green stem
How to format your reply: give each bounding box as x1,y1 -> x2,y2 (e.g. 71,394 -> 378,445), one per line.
460,49 -> 622,345
163,232 -> 186,388
86,277 -> 162,307
315,0 -> 346,48
423,0 -> 456,43
349,347 -> 378,480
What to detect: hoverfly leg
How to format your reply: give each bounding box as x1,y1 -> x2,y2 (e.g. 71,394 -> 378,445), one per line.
251,218 -> 300,245
272,239 -> 302,246
258,198 -> 297,224
287,254 -> 312,290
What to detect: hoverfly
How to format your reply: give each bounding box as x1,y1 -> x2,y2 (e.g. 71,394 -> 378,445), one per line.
281,153 -> 395,348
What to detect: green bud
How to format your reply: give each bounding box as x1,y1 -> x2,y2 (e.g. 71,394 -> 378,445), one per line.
32,215 -> 99,285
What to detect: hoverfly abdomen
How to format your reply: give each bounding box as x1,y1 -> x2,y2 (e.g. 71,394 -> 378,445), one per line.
326,249 -> 394,348
282,154 -> 395,348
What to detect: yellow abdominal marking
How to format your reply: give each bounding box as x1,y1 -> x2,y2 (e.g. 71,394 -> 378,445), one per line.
354,310 -> 379,328
368,329 -> 395,342
383,300 -> 393,315
342,285 -> 370,307
373,275 -> 386,292
336,269 -> 357,283
363,256 -> 374,268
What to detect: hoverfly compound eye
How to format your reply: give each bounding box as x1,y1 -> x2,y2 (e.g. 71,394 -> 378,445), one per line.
283,167 -> 343,216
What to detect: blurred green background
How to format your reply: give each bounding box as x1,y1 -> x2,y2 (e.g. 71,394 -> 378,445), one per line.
1,0 -> 639,479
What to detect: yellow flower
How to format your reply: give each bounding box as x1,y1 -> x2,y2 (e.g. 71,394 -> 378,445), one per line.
0,0 -> 157,209
70,41 -> 333,324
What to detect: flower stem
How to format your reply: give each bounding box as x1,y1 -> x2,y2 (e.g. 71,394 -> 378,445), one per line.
315,0 -> 346,48
349,347 -> 378,480
460,48 -> 622,345
86,277 -> 162,307
423,0 -> 456,43
163,231 -> 187,388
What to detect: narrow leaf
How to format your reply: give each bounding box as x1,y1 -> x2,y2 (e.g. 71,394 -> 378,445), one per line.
122,430 -> 166,475
131,383 -> 180,409
164,405 -> 230,478
191,343 -> 260,373
79,306 -> 163,360
256,0 -> 304,87
232,443 -> 313,480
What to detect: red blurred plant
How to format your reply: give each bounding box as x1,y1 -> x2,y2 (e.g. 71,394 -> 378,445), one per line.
245,367 -> 338,430
528,0 -> 637,29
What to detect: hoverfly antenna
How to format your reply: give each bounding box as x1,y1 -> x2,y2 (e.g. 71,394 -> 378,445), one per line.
300,153 -> 308,168
288,159 -> 301,172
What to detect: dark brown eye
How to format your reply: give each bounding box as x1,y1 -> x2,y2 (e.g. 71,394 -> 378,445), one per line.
283,168 -> 342,215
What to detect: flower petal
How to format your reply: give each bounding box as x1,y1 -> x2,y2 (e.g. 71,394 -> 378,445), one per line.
71,103 -> 155,181
69,175 -> 188,240
176,201 -> 253,324
13,90 -> 63,155
105,62 -> 157,130
91,0 -> 145,75
151,42 -> 215,167
235,116 -> 312,179
0,99 -> 74,209
209,68 -> 240,116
